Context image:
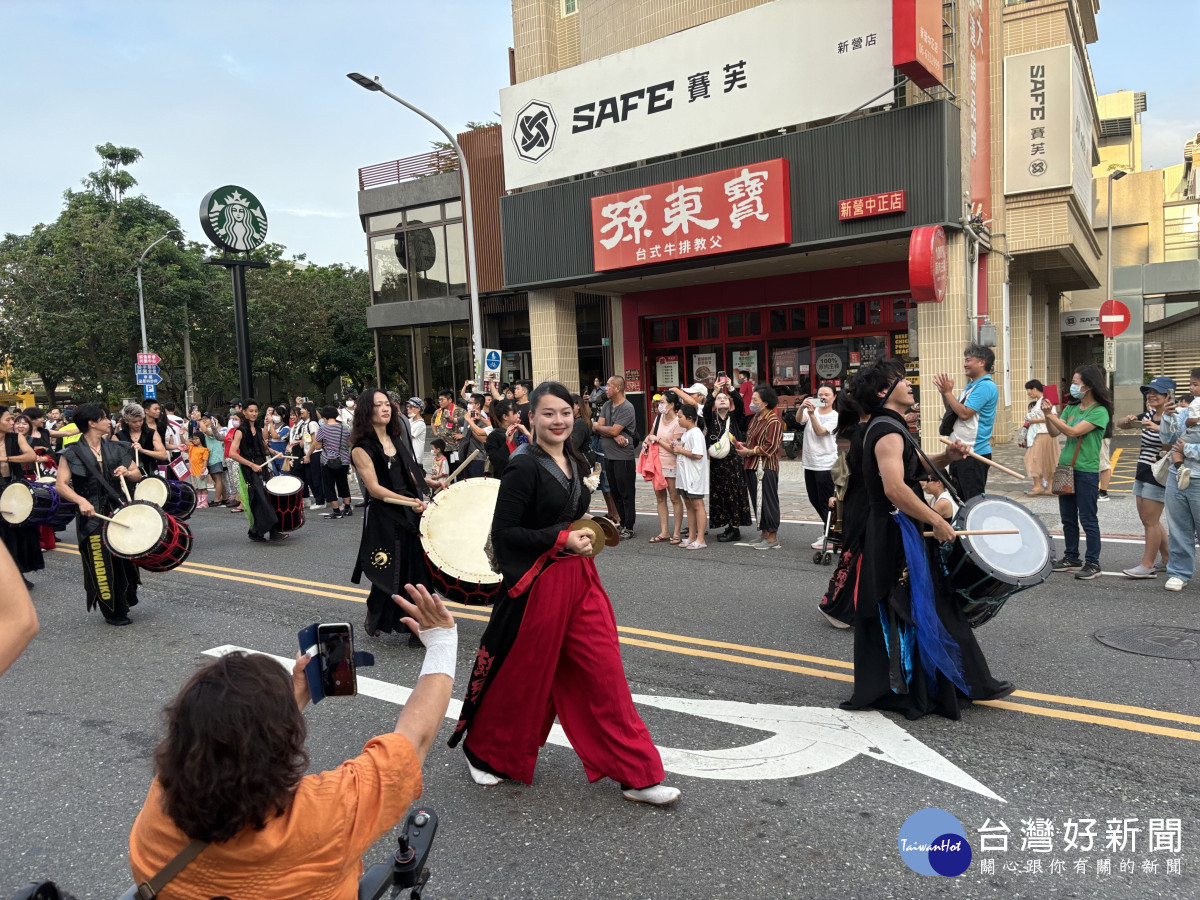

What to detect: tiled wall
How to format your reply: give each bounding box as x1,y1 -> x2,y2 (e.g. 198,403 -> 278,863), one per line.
512,0 -> 559,82
528,289 -> 580,388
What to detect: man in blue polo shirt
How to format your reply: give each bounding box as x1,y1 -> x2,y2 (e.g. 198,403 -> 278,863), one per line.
933,343 -> 998,500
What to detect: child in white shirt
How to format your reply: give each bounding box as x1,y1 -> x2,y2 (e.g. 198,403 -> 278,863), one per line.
671,405 -> 709,550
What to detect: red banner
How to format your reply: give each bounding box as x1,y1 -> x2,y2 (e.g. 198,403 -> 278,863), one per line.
591,159 -> 791,271
909,225 -> 947,303
839,190 -> 907,221
893,0 -> 944,89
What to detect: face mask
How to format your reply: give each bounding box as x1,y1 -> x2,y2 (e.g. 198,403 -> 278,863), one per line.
347,402 -> 355,409
750,402 -> 762,413
271,415 -> 281,424
657,403 -> 666,414
1069,384 -> 1084,399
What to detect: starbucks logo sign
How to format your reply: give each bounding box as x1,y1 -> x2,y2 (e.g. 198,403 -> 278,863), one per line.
200,185 -> 269,253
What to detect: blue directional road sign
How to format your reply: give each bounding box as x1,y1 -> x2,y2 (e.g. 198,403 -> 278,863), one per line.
485,349 -> 501,371
136,371 -> 163,386
143,384 -> 157,400
135,364 -> 157,376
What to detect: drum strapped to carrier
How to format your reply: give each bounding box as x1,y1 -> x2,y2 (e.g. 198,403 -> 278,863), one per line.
265,474 -> 306,532
0,481 -> 77,529
420,478 -> 503,605
134,475 -> 198,521
103,501 -> 193,573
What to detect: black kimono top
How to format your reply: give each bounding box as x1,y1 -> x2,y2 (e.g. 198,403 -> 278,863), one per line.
61,440 -> 135,535
859,409 -> 925,606
490,444 -> 589,598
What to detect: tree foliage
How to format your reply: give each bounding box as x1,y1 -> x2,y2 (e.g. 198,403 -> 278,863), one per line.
0,144 -> 375,408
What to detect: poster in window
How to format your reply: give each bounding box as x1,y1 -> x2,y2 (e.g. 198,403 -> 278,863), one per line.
691,353 -> 717,382
731,350 -> 758,383
655,355 -> 680,388
772,348 -> 800,386
625,368 -> 643,393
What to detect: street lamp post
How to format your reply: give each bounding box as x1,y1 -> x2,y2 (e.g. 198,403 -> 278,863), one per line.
1105,170 -> 1128,387
347,73 -> 484,382
136,230 -> 181,353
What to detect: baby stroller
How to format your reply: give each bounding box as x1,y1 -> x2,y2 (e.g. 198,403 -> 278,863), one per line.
812,496 -> 843,565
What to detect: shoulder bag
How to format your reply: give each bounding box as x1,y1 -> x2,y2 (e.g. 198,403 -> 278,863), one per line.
134,839 -> 208,899
708,417 -> 732,459
1051,437 -> 1083,496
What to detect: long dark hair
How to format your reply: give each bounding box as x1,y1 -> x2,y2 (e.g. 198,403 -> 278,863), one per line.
833,389 -> 865,436
154,652 -> 307,843
350,388 -> 401,446
530,381 -> 591,472
1074,364 -> 1115,437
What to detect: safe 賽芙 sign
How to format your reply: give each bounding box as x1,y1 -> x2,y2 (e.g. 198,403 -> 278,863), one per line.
591,159 -> 791,271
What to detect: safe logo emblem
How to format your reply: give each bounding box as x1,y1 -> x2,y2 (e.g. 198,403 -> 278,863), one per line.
200,185 -> 269,253
512,99 -> 557,163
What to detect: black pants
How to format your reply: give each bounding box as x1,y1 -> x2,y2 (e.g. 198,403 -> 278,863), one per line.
745,470 -> 758,519
759,469 -> 780,534
322,463 -> 351,502
950,456 -> 990,501
804,468 -> 836,521
606,458 -> 637,528
463,458 -> 486,479
306,452 -> 326,503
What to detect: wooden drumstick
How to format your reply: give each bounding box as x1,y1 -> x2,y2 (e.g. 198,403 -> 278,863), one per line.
923,529 -> 1021,537
937,437 -> 1027,480
383,496 -> 424,509
120,477 -> 132,503
90,512 -> 130,528
446,449 -> 480,485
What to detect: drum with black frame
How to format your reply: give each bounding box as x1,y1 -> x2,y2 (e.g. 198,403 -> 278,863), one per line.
134,475 -> 198,521
266,474 -> 306,532
103,500 -> 193,573
0,481 -> 77,530
939,494 -> 1052,627
420,478 -> 503,605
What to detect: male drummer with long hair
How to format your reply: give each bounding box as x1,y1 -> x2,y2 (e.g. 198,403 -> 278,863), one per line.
0,407 -> 43,588
842,358 -> 1014,720
449,381 -> 681,806
227,399 -> 288,543
54,404 -> 145,626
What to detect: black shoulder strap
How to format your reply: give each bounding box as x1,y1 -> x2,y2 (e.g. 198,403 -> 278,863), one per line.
863,417 -> 962,505
71,443 -> 127,506
134,839 -> 207,899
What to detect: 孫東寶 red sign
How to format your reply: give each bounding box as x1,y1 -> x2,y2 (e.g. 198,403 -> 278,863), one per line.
590,159 -> 791,271
893,0 -> 944,89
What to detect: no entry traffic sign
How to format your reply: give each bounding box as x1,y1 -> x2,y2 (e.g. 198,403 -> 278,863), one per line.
1099,299 -> 1131,338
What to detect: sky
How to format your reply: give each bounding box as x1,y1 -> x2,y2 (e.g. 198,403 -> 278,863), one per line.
0,0 -> 1196,268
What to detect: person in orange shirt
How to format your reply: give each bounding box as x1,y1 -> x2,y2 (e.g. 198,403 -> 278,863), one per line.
128,583 -> 456,900
185,433 -> 211,509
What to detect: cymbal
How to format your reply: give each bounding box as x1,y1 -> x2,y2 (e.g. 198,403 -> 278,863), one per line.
569,518 -> 607,557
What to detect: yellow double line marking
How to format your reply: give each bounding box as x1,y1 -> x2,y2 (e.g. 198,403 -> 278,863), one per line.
51,545 -> 1200,743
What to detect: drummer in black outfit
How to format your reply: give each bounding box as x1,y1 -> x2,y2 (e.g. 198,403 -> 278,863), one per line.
0,407 -> 43,588
842,358 -> 1013,720
227,399 -> 287,543
54,404 -> 145,625
350,389 -> 431,640
115,402 -> 169,476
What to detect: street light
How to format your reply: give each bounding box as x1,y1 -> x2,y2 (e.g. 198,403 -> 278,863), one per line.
1105,170 -> 1128,387
136,229 -> 181,353
347,72 -> 484,382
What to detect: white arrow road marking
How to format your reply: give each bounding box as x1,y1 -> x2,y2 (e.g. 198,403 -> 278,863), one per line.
205,645 -> 1003,801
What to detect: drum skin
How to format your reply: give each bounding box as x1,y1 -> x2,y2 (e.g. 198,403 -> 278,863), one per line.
420,479 -> 502,605
1,481 -> 77,529
940,494 -> 1053,628
266,475 -> 306,532
134,476 -> 198,521
103,501 -> 193,573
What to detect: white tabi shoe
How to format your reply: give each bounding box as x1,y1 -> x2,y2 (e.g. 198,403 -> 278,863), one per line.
622,784 -> 681,806
467,759 -> 502,786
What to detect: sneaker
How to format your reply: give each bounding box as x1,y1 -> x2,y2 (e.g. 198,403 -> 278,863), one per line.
323,510 -> 343,519
742,539 -> 770,549
622,784 -> 681,806
1122,565 -> 1156,579
810,538 -> 826,550
1153,560 -> 1168,574
1074,561 -> 1101,580
1052,557 -> 1082,572
105,616 -> 133,626
765,541 -> 783,550
1097,491 -> 1110,502
341,506 -> 353,518
1178,467 -> 1192,491
1165,576 -> 1186,592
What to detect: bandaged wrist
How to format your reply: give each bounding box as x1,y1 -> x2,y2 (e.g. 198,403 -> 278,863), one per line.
417,624 -> 458,681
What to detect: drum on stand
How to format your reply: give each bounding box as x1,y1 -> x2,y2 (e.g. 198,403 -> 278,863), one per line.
420,478 -> 503,605
940,494 -> 1052,628
266,474 -> 306,532
0,481 -> 77,529
103,501 -> 193,572
134,475 -> 197,521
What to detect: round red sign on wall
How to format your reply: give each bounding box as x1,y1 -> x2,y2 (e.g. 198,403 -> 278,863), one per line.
909,225 -> 947,303
1098,299 -> 1131,338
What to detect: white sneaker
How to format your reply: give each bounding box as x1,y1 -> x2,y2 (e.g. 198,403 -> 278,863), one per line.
821,610 -> 852,629
1165,577 -> 1186,592
810,538 -> 826,550
1122,565 -> 1156,579
467,759 -> 501,785
622,784 -> 681,806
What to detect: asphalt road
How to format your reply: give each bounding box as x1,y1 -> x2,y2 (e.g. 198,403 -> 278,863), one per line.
1,494 -> 1198,899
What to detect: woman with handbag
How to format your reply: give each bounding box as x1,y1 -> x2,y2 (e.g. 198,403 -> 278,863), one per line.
642,395 -> 685,544
1021,380 -> 1059,496
706,387 -> 752,543
307,406 -> 354,520
1041,365 -> 1113,580
1118,377 -> 1175,578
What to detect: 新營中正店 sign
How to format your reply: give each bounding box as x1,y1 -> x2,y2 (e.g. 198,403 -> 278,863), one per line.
591,159 -> 791,271
499,0 -> 893,190
839,190 -> 907,221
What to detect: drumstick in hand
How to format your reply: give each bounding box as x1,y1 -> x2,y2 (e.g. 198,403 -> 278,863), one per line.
922,529 -> 1020,537
937,437 -> 1026,480
445,449 -> 480,485
383,496 -> 424,509
90,512 -> 130,528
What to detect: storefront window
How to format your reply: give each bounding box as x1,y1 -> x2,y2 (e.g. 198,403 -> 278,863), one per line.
745,312 -> 761,335
870,300 -> 882,325
833,305 -> 844,328
452,321 -> 472,385
689,344 -> 721,382
378,329 -> 415,396
790,307 -> 805,331
853,302 -> 866,326
769,309 -> 788,332
445,222 -> 467,295
405,204 -> 442,225
365,202 -> 467,303
367,211 -> 404,232
650,319 -> 680,343
371,234 -> 410,304
410,226 -> 448,299
817,305 -> 830,329
1165,202 -> 1200,262
444,200 -> 463,219
687,315 -> 720,340
427,323 -> 455,396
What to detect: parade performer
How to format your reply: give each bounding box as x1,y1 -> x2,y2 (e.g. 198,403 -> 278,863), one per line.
818,394 -> 869,628
350,389 -> 432,639
449,382 -> 680,806
0,407 -> 43,587
54,404 -> 144,625
842,359 -> 1013,720
115,402 -> 169,476
227,399 -> 287,543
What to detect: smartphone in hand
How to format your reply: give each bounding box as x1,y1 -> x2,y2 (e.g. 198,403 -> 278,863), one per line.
317,622 -> 357,697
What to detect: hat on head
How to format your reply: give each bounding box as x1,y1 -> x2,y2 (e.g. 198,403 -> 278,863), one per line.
686,383 -> 709,398
406,397 -> 425,411
652,393 -> 663,401
1141,376 -> 1176,396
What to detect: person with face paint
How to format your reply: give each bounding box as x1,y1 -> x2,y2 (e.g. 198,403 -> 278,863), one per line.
705,386 -> 752,542
842,359 -> 1014,720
